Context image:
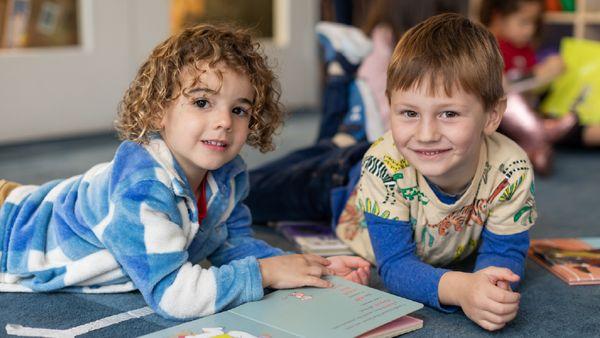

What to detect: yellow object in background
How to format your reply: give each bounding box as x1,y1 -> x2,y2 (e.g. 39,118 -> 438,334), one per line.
541,38 -> 600,125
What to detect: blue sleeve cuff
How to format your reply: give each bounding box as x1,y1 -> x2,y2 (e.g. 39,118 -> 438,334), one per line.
474,228 -> 530,289
247,256 -> 265,301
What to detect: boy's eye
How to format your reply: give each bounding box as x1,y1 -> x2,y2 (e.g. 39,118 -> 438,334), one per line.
194,99 -> 209,109
440,111 -> 458,118
232,106 -> 249,117
401,110 -> 419,118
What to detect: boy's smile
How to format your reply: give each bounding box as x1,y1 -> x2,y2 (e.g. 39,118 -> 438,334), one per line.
160,63 -> 253,190
389,81 -> 504,195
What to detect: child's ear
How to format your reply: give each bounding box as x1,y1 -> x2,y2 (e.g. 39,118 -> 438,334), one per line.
483,97 -> 506,135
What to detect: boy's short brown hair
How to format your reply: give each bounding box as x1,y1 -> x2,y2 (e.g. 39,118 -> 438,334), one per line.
386,13 -> 504,111
116,24 -> 283,153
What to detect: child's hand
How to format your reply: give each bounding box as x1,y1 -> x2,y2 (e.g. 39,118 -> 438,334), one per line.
327,256 -> 371,285
258,254 -> 333,289
458,267 -> 521,331
535,54 -> 565,83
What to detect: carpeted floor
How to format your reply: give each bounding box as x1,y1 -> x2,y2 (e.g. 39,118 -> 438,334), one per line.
0,111 -> 599,337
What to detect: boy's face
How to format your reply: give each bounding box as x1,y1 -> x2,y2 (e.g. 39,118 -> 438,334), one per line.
160,63 -> 253,188
496,2 -> 542,47
389,80 -> 504,194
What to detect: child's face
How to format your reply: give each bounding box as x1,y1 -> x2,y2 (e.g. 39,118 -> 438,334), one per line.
496,2 -> 542,47
389,81 -> 504,194
160,63 -> 253,187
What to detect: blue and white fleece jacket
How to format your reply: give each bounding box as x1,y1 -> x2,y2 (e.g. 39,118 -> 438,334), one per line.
0,137 -> 283,320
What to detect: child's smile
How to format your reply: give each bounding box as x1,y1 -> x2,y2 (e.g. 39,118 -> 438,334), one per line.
201,139 -> 229,151
411,147 -> 452,160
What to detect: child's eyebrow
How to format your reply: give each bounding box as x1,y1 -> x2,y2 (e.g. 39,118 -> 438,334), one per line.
236,97 -> 253,106
188,87 -> 217,95
188,87 -> 253,105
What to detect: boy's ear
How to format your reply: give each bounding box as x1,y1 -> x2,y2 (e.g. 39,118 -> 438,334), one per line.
483,97 -> 506,136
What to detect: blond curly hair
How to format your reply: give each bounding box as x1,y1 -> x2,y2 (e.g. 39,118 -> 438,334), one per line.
115,24 -> 284,153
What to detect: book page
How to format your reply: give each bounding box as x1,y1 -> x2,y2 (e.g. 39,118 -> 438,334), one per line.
139,311 -> 297,338
231,276 -> 422,338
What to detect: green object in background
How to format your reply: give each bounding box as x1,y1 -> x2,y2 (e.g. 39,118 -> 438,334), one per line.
560,0 -> 576,11
540,38 -> 600,125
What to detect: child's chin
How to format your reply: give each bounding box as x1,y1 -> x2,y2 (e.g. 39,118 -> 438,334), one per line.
415,165 -> 449,180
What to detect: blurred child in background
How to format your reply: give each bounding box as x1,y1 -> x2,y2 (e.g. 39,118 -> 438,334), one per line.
480,0 -> 600,175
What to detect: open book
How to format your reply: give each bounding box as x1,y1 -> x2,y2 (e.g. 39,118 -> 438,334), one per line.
529,237 -> 600,285
140,276 -> 423,338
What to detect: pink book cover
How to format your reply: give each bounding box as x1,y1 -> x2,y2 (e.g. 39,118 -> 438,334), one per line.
358,316 -> 423,338
529,237 -> 600,285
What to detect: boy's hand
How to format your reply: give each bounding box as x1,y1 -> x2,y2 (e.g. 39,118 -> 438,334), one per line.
258,254 -> 333,289
458,267 -> 521,331
327,256 -> 371,285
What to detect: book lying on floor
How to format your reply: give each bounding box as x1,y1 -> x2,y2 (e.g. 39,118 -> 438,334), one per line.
529,237 -> 600,285
275,221 -> 354,256
140,276 -> 423,338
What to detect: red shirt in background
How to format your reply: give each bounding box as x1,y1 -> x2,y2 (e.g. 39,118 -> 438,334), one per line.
498,39 -> 537,81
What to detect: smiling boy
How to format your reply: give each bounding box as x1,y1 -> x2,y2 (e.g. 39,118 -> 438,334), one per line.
335,13 -> 537,331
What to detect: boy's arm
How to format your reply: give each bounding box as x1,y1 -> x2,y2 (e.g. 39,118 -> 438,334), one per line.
101,179 -> 265,320
474,228 -> 530,288
366,212 -> 456,313
477,163 -> 537,288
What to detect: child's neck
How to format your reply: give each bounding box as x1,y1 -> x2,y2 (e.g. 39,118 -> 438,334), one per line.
429,178 -> 470,197
186,170 -> 208,197
191,172 -> 208,201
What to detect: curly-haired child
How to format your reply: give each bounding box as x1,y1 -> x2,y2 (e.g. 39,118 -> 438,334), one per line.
0,24 -> 370,320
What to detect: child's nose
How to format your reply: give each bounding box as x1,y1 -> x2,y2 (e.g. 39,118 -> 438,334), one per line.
416,119 -> 439,142
214,108 -> 233,131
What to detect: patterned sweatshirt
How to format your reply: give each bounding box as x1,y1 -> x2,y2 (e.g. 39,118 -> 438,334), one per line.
335,131 -> 536,310
0,137 -> 283,320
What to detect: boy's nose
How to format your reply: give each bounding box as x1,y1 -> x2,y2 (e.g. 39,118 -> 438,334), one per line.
416,119 -> 440,142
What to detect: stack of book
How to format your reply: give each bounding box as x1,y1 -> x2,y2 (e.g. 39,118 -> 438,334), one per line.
274,221 -> 354,256
528,237 -> 600,285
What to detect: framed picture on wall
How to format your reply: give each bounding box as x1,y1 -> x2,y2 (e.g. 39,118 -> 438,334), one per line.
0,0 -> 79,50
170,0 -> 274,38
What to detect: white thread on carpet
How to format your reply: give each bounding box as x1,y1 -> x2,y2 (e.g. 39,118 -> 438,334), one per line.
5,306 -> 153,337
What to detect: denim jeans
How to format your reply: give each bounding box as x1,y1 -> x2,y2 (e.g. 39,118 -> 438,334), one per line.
246,140 -> 370,224
316,74 -> 354,142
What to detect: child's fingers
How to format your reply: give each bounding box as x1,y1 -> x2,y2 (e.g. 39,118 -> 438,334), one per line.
306,265 -> 331,277
477,318 -> 506,332
303,254 -> 331,266
481,308 -> 518,326
496,280 -> 510,291
343,271 -> 361,284
357,267 -> 370,285
336,256 -> 371,269
486,298 -> 519,316
302,276 -> 333,288
489,288 -> 520,304
484,267 -> 520,283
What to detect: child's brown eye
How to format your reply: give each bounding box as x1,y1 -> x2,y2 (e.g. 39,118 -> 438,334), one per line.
232,107 -> 249,117
402,110 -> 418,118
441,111 -> 458,118
194,99 -> 209,108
